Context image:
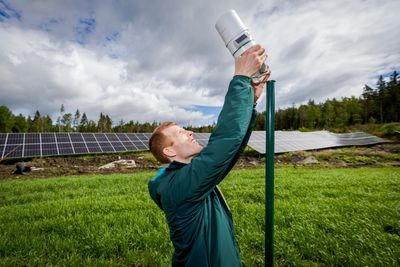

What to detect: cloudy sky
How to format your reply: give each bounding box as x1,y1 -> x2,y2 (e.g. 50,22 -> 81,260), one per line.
0,0 -> 399,126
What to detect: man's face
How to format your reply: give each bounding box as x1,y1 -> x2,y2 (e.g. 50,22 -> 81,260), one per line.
162,125 -> 203,161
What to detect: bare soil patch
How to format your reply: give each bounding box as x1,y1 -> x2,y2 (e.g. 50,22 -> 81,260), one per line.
1,143 -> 398,180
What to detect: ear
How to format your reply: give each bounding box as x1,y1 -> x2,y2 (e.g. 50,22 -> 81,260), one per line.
163,146 -> 176,158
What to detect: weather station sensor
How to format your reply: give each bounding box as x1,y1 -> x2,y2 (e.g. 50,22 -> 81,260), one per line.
215,9 -> 269,84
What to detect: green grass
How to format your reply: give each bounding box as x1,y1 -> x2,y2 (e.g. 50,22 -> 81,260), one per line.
0,167 -> 399,266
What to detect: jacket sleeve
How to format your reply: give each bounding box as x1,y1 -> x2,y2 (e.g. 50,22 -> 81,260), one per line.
220,107 -> 258,178
168,75 -> 255,205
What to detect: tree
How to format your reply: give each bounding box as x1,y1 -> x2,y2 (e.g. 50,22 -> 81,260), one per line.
57,104 -> 65,132
97,113 -> 112,132
322,101 -> 335,128
388,71 -> 400,121
29,110 -> 43,132
377,75 -> 386,123
362,85 -> 376,124
43,115 -> 53,132
0,106 -> 14,133
62,113 -> 73,132
12,114 -> 28,132
73,109 -> 81,131
78,112 -> 89,132
86,120 -> 97,132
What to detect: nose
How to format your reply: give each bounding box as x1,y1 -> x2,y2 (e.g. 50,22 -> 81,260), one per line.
184,130 -> 193,138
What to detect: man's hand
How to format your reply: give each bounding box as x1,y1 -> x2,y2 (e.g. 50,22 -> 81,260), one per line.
252,70 -> 271,104
234,44 -> 267,77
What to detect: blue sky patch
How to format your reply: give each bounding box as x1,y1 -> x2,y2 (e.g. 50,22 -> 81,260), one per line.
0,0 -> 21,22
74,17 -> 96,44
38,18 -> 60,32
192,105 -> 221,117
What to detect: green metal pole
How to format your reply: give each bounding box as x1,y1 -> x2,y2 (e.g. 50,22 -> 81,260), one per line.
265,80 -> 275,267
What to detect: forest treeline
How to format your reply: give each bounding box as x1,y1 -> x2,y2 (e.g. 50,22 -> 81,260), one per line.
0,71 -> 399,133
254,71 -> 400,131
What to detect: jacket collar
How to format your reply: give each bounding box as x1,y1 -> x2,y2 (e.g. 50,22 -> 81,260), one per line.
166,160 -> 187,170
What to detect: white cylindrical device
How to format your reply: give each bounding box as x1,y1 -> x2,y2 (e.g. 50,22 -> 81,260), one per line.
215,10 -> 268,83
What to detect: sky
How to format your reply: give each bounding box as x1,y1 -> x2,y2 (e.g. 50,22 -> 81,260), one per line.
0,0 -> 399,126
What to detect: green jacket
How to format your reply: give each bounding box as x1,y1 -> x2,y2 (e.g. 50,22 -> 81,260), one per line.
148,75 -> 257,266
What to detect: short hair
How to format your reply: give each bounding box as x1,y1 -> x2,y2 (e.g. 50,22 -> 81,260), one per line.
149,122 -> 176,163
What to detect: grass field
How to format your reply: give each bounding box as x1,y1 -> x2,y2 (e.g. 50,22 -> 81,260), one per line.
0,167 -> 399,266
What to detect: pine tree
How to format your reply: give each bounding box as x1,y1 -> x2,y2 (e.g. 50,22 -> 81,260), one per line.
79,112 -> 89,132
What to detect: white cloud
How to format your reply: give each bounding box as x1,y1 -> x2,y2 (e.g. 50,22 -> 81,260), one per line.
0,24 -> 217,125
252,0 -> 400,109
0,0 -> 399,125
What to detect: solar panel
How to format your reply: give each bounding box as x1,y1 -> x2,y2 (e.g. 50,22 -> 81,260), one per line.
82,133 -> 96,142
94,133 -> 108,142
0,131 -> 387,160
24,143 -> 41,157
42,133 -> 56,143
247,130 -> 388,154
0,134 -> 6,144
70,133 -> 84,142
122,142 -> 137,150
116,133 -> 130,141
106,133 -> 119,142
111,141 -> 127,151
42,143 -> 58,156
3,144 -> 23,158
7,133 -> 23,145
72,142 -> 88,153
25,133 -> 40,144
58,143 -> 74,155
86,142 -> 102,153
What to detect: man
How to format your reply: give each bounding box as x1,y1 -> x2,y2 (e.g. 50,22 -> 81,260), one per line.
148,44 -> 269,266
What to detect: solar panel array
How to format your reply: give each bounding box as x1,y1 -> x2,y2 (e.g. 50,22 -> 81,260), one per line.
0,133 -> 151,159
248,130 -> 388,154
0,131 -> 387,159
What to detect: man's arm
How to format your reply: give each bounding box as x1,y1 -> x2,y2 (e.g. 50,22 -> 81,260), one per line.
169,75 -> 254,204
166,45 -> 267,206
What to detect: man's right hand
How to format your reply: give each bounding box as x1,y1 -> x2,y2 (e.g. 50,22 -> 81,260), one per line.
234,44 -> 267,77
